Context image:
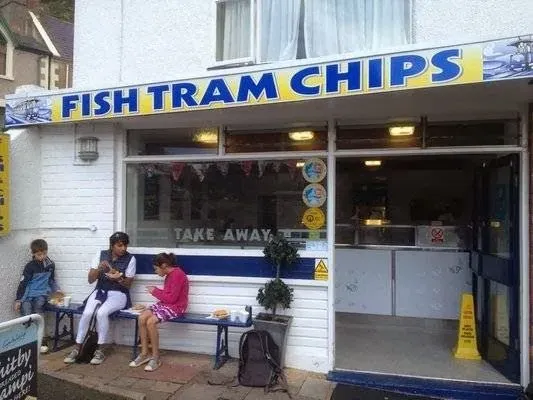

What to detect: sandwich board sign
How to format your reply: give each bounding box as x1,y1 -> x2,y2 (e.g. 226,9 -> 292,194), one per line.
0,315 -> 43,399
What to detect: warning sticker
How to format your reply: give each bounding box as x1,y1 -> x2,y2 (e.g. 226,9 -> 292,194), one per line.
314,259 -> 328,281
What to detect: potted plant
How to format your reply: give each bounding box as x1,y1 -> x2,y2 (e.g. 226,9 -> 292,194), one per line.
253,233 -> 299,367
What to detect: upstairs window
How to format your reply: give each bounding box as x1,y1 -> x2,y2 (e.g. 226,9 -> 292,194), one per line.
0,34 -> 7,76
215,0 -> 412,66
0,29 -> 13,79
216,0 -> 254,64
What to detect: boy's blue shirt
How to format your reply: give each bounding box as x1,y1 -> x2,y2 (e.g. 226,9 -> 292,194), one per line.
16,257 -> 58,301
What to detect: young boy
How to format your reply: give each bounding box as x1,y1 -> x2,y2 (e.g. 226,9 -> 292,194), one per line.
14,239 -> 59,353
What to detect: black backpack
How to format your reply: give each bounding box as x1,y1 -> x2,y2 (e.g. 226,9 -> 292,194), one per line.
237,329 -> 291,397
76,303 -> 100,363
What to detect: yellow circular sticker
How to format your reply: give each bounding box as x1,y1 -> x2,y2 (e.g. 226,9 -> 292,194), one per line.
302,208 -> 325,230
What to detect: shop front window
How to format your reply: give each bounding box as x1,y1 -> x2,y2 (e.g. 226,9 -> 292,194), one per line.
336,119 -> 519,150
335,155 -> 479,249
126,158 -> 328,249
127,128 -> 219,156
225,127 -> 327,153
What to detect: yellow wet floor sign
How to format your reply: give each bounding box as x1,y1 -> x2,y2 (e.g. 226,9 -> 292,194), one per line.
453,293 -> 481,360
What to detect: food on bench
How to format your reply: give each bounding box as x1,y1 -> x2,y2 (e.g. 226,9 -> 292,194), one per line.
212,309 -> 229,319
132,304 -> 146,311
48,291 -> 65,305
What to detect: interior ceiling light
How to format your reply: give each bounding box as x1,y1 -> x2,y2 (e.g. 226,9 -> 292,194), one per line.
193,129 -> 218,144
389,126 -> 415,136
364,160 -> 382,167
296,161 -> 305,168
288,130 -> 314,141
364,219 -> 384,226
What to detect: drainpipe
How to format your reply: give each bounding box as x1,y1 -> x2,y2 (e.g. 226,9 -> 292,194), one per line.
47,54 -> 51,89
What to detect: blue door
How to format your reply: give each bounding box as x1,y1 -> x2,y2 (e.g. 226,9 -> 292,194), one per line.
472,155 -> 520,383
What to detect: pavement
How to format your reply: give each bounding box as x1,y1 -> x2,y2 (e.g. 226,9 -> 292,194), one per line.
38,345 -> 335,400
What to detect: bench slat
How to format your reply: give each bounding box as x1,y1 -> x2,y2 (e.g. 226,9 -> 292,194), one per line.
44,303 -> 252,327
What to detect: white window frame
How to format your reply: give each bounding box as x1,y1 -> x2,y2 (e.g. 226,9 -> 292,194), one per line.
212,0 -> 415,69
212,0 -> 257,68
0,24 -> 14,81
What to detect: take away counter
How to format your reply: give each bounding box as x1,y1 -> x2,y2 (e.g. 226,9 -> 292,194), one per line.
334,225 -> 471,320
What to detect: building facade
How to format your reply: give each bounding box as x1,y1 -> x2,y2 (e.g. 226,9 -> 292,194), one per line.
0,0 -> 73,126
2,0 -> 533,396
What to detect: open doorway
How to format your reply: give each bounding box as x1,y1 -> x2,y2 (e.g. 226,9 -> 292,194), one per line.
334,153 -> 520,384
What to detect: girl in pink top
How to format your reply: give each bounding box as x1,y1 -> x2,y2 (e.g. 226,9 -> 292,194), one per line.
129,252 -> 189,371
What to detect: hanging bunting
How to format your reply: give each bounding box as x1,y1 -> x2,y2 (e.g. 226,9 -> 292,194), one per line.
272,161 -> 282,173
143,164 -> 157,178
171,162 -> 185,182
192,163 -> 209,182
217,162 -> 230,176
257,160 -> 267,178
285,160 -> 297,180
241,160 -> 253,177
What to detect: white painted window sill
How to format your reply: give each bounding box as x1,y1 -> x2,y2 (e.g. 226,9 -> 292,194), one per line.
129,246 -> 327,259
207,59 -> 257,71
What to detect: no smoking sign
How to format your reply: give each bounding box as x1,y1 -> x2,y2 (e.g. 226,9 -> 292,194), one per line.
431,227 -> 444,243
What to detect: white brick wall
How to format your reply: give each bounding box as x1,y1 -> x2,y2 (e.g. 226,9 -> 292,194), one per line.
0,129 -> 42,322
39,123 -> 117,300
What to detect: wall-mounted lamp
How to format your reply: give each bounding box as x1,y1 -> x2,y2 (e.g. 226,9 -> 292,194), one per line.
77,136 -> 99,161
364,160 -> 382,167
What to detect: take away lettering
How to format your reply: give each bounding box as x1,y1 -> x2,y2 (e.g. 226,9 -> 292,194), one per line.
174,228 -> 272,242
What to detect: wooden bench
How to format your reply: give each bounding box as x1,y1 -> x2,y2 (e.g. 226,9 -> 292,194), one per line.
44,303 -> 253,369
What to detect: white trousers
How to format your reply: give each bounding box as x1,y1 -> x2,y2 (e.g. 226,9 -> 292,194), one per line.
76,290 -> 127,345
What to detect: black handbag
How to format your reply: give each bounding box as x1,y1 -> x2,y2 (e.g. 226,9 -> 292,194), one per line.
76,303 -> 100,363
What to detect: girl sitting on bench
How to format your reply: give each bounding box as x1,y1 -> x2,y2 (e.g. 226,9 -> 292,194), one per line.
129,252 -> 189,371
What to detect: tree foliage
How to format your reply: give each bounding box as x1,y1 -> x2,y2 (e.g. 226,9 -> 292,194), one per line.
40,0 -> 74,22
257,234 -> 299,315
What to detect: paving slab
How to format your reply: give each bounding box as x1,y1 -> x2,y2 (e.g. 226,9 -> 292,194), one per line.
152,381 -> 183,393
243,387 -> 293,400
142,391 -> 173,400
38,345 -> 332,400
169,383 -> 227,400
297,377 -> 332,400
126,362 -> 202,384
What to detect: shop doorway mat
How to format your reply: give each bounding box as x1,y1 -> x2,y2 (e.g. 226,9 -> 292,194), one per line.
328,370 -> 524,400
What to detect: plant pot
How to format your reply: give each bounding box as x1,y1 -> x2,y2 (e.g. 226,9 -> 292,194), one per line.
253,312 -> 292,368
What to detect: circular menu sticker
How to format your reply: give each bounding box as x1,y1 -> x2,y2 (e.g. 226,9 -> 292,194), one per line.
302,208 -> 325,230
302,183 -> 327,208
302,158 -> 327,183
